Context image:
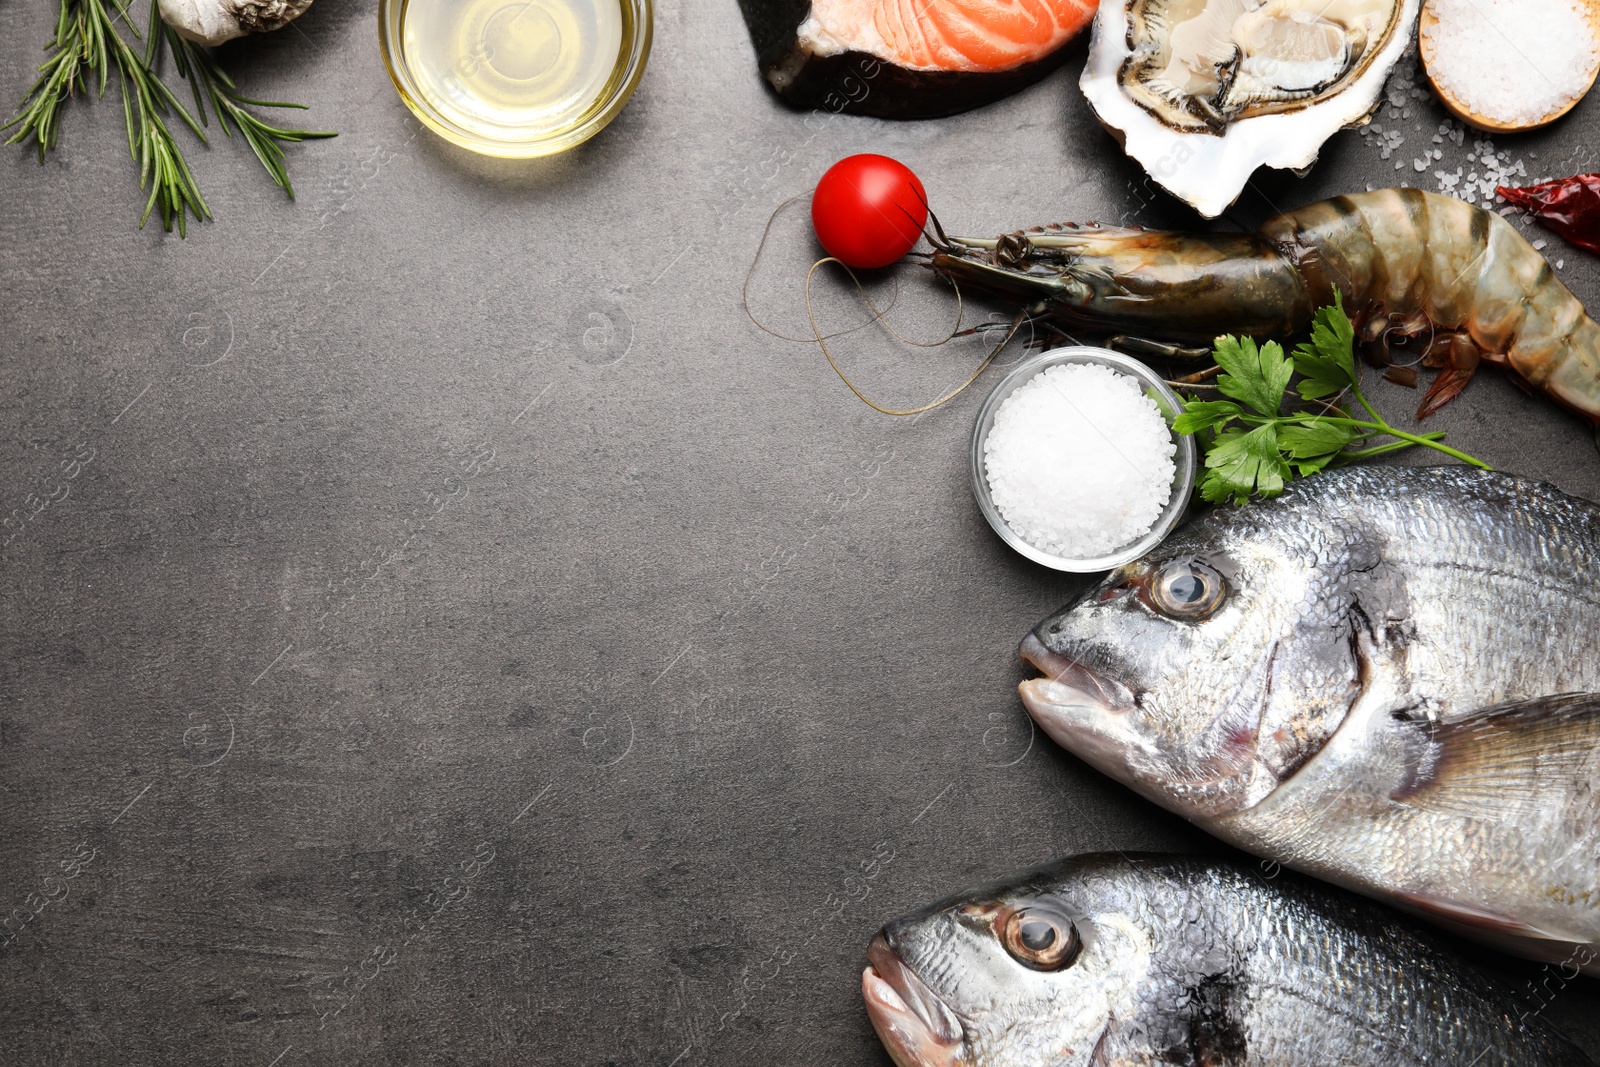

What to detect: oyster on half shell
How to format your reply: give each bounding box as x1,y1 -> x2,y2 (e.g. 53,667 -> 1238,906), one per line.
1083,0 -> 1420,217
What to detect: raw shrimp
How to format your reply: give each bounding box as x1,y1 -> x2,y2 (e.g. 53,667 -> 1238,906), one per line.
929,188 -> 1600,423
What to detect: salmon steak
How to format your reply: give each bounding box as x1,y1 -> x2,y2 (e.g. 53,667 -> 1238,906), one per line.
737,0 -> 1099,118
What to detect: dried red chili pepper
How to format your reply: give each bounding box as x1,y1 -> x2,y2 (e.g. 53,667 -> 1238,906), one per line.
1498,173 -> 1600,256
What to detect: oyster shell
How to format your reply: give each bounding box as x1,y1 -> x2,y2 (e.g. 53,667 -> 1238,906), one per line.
1082,0 -> 1420,217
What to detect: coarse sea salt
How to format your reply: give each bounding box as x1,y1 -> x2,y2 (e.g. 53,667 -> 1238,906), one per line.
1423,0 -> 1599,127
984,363 -> 1176,559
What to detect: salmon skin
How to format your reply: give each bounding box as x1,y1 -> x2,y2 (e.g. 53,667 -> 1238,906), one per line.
865,854 -> 1598,1067
738,0 -> 1098,119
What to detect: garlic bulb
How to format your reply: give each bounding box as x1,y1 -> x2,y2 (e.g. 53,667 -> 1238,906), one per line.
158,0 -> 315,46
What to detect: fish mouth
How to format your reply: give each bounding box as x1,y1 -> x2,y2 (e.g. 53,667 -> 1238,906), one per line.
1019,632 -> 1136,719
1018,632 -> 1147,779
863,934 -> 965,1067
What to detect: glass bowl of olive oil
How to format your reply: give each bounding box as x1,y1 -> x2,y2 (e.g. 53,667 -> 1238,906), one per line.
379,0 -> 651,158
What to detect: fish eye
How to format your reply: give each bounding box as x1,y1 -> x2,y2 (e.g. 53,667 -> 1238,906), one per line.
1000,904 -> 1081,971
1148,558 -> 1226,619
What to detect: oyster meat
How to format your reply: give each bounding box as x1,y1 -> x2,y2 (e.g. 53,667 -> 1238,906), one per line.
1082,0 -> 1420,216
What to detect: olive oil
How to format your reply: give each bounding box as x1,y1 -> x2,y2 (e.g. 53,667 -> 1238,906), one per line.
399,0 -> 631,148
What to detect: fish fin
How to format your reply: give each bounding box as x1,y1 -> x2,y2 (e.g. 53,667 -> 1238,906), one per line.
1390,692 -> 1600,816
1392,890 -> 1582,942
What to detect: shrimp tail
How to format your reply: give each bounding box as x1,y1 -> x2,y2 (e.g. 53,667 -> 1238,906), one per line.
1418,367 -> 1478,419
1263,190 -> 1600,425
1417,335 -> 1483,419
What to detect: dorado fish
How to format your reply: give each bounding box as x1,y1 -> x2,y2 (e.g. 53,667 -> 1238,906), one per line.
1018,466 -> 1600,973
864,853 -> 1596,1067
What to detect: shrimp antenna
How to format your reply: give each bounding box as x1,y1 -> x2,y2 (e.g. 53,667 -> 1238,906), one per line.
900,184 -> 954,253
956,313 -> 1045,358
910,186 -> 949,247
895,201 -> 946,254
896,201 -> 933,244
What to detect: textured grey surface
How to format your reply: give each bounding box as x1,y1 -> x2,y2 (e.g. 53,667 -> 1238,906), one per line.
1,2 -> 1597,1064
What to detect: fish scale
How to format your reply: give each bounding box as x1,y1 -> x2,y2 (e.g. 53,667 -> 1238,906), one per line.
1021,466 -> 1600,973
865,855 -> 1595,1066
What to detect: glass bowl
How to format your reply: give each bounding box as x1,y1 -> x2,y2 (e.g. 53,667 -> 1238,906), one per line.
970,347 -> 1197,573
378,0 -> 652,158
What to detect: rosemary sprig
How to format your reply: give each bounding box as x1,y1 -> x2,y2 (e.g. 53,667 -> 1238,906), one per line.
156,13 -> 335,198
4,0 -> 334,235
4,0 -> 101,160
123,7 -> 210,232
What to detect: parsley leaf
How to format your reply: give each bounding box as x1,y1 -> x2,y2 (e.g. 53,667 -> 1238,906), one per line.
1292,291 -> 1358,401
1215,335 -> 1293,416
1277,420 -> 1359,476
1172,399 -> 1244,435
1199,424 -> 1289,505
1277,420 -> 1359,458
1172,295 -> 1489,506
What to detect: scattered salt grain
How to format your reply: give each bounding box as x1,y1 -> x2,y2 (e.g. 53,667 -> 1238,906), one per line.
1422,0 -> 1599,127
984,363 -> 1176,559
1358,56 -> 1542,209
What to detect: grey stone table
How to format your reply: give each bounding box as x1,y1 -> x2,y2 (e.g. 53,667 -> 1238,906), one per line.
3,2 -> 1598,1063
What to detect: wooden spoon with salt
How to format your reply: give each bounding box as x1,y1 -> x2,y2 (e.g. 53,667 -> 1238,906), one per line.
1419,0 -> 1600,132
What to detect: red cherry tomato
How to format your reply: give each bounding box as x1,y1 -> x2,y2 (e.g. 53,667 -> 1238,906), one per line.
810,154 -> 928,269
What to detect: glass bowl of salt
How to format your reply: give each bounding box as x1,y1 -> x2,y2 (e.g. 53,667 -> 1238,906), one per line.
970,347 -> 1197,572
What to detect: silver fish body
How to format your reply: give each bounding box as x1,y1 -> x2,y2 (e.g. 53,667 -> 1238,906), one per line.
1019,467 -> 1600,972
864,854 -> 1595,1067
